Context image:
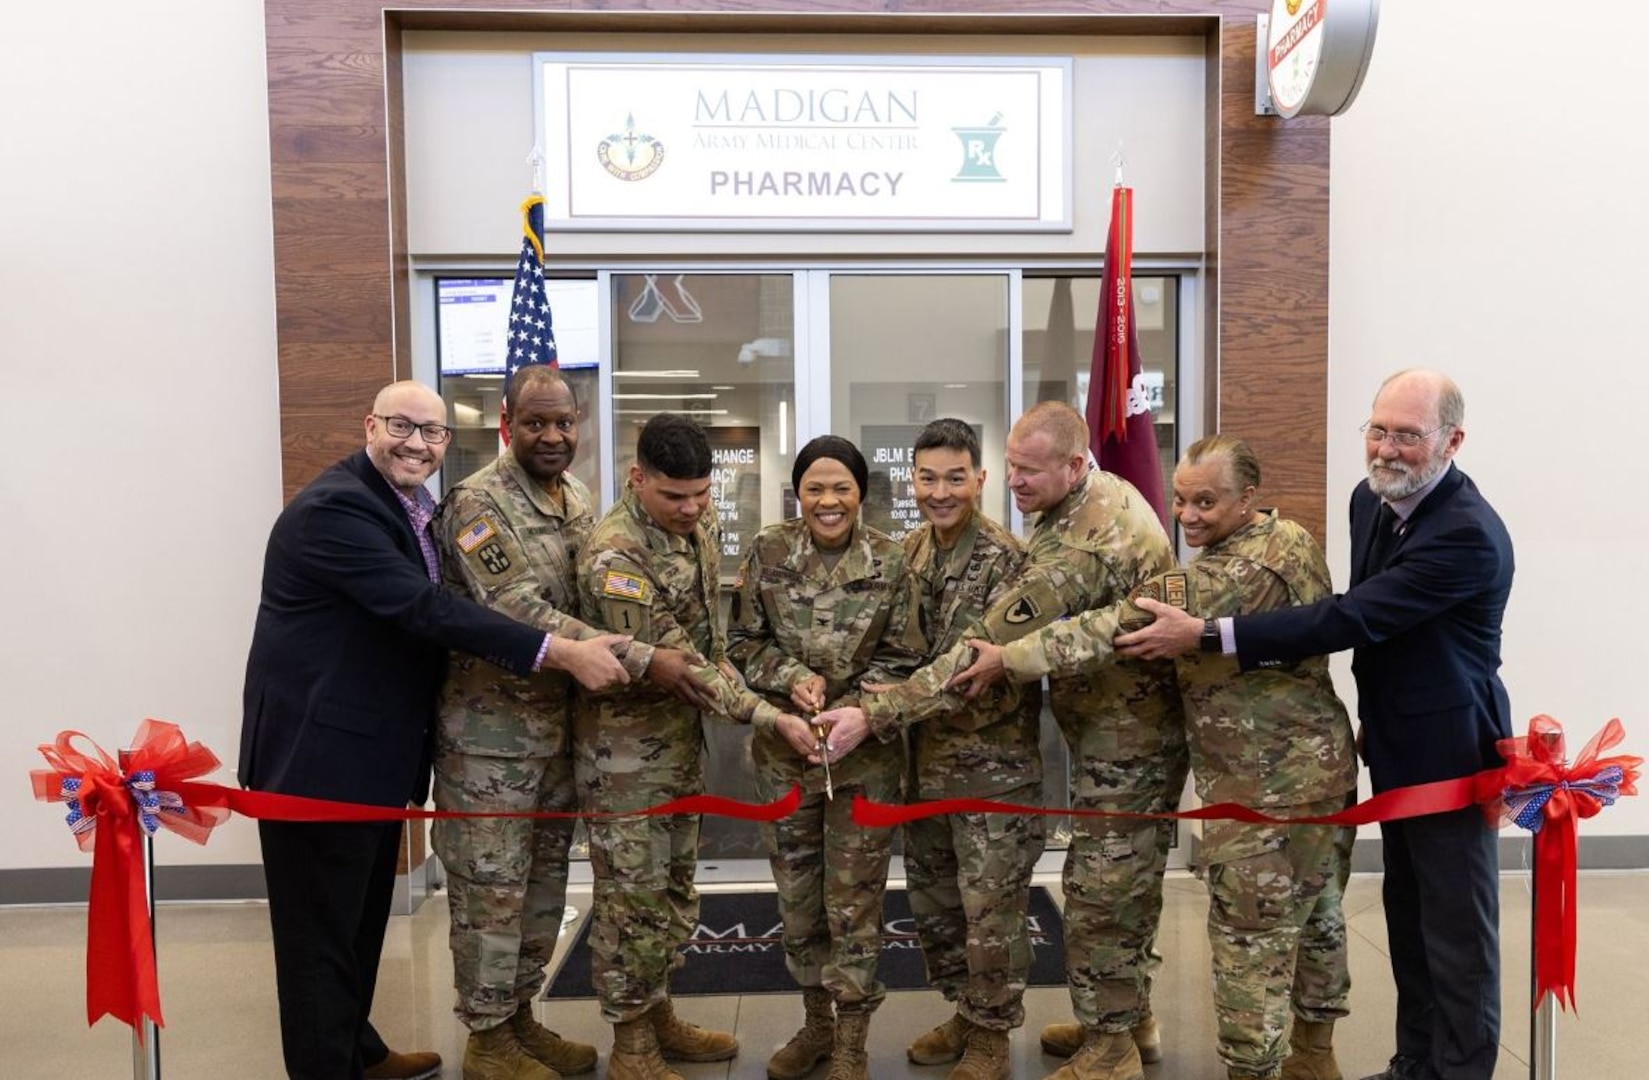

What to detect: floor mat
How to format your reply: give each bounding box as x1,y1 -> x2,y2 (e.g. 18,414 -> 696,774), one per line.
544,887 -> 1065,999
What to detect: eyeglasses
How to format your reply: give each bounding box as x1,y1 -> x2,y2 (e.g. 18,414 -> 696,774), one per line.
1360,422 -> 1450,448
375,414 -> 454,444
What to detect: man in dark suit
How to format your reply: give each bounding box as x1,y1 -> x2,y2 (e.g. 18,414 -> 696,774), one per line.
240,380 -> 631,1080
1116,369 -> 1513,1080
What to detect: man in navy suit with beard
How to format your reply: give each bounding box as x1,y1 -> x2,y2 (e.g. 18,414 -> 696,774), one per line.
1116,370 -> 1514,1080
240,380 -> 631,1080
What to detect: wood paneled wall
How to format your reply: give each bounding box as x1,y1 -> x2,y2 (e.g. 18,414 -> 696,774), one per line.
265,0 -> 1330,540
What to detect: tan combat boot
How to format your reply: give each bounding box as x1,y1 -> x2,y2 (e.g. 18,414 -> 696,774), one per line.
1040,1015 -> 1161,1065
463,1022 -> 560,1080
908,1013 -> 969,1065
768,987 -> 835,1080
1042,1030 -> 1143,1080
824,1009 -> 872,1080
1279,1020 -> 1342,1080
948,1025 -> 1011,1080
608,1018 -> 683,1080
651,997 -> 739,1062
511,1003 -> 598,1075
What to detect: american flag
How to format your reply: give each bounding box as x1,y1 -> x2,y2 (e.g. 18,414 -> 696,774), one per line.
503,195 -> 558,403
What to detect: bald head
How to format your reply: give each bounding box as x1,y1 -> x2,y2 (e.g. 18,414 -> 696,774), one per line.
1375,369 -> 1464,430
365,380 -> 450,493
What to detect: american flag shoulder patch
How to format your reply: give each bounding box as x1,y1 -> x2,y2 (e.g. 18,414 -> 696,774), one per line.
603,570 -> 650,602
456,516 -> 498,554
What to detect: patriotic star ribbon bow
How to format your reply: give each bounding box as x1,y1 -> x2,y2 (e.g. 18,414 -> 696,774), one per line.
30,719 -> 230,1032
1477,714 -> 1641,1011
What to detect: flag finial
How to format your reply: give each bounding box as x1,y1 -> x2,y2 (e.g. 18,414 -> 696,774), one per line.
526,145 -> 545,197
1111,140 -> 1127,187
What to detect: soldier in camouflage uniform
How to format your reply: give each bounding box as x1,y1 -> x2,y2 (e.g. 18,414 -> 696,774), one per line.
819,402 -> 1186,1080
952,434 -> 1358,1080
726,435 -> 926,1080
887,420 -> 1046,1080
573,413 -> 816,1080
434,367 -> 648,1080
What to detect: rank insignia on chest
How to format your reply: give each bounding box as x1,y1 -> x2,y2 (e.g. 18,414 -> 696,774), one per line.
455,516 -> 498,554
478,541 -> 512,575
603,569 -> 651,602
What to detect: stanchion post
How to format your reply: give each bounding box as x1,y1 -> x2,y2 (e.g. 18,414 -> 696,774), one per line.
120,748 -> 162,1080
1529,729 -> 1562,1080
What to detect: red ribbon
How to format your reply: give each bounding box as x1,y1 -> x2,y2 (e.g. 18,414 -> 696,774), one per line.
30,721 -> 230,1032
32,716 -> 1637,1033
30,719 -> 798,1035
1472,715 -> 1640,1010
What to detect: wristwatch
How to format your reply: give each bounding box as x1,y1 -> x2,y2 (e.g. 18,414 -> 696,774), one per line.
1199,618 -> 1222,653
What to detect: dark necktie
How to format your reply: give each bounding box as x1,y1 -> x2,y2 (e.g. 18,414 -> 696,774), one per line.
1368,502 -> 1400,570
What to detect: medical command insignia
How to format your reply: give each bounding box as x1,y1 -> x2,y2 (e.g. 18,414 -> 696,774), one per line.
478,542 -> 512,575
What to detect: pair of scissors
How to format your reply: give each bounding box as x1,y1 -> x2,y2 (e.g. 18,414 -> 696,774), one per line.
811,718 -> 834,800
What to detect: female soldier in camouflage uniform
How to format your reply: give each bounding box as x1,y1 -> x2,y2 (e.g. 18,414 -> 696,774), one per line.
726,436 -> 925,1080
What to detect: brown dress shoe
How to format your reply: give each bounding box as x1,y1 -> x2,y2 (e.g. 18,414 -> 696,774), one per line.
364,1048 -> 443,1080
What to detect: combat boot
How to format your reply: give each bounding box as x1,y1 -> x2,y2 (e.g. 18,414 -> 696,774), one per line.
1280,1020 -> 1342,1080
1040,1015 -> 1161,1065
463,1022 -> 559,1080
768,987 -> 835,1080
1042,1030 -> 1143,1080
824,1008 -> 872,1080
651,997 -> 739,1062
511,1003 -> 598,1075
908,1013 -> 969,1065
948,1025 -> 1010,1080
608,1018 -> 683,1080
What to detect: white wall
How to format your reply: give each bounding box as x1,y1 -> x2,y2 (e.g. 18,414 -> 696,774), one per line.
1327,1 -> 1648,835
2,2 -> 1643,881
0,0 -> 278,873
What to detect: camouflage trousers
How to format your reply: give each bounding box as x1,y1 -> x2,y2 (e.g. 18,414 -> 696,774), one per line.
760,783 -> 894,1011
1061,746 -> 1190,1033
431,749 -> 577,1031
1202,795 -> 1353,1074
904,782 -> 1046,1031
582,798 -> 700,1024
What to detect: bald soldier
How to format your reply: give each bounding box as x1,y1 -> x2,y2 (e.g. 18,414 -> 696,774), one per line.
818,401 -> 1185,1080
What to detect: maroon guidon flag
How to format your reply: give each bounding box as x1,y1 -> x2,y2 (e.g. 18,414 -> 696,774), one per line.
1086,184 -> 1168,529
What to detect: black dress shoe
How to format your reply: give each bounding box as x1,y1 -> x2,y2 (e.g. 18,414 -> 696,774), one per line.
1359,1055 -> 1425,1080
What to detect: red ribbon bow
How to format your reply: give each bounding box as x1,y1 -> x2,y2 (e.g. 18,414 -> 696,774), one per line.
1474,715 -> 1641,1010
30,720 -> 229,1032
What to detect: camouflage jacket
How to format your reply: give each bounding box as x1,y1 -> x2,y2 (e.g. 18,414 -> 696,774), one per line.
573,483 -> 782,792
1001,510 -> 1357,807
726,518 -> 923,796
902,514 -> 1044,798
433,457 -> 635,756
865,468 -> 1181,769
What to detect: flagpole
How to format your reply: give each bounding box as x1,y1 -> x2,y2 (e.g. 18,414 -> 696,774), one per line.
118,748 -> 162,1080
1530,729 -> 1562,1080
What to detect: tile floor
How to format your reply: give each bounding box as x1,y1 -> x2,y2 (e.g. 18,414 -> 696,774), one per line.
3,868 -> 1644,1079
